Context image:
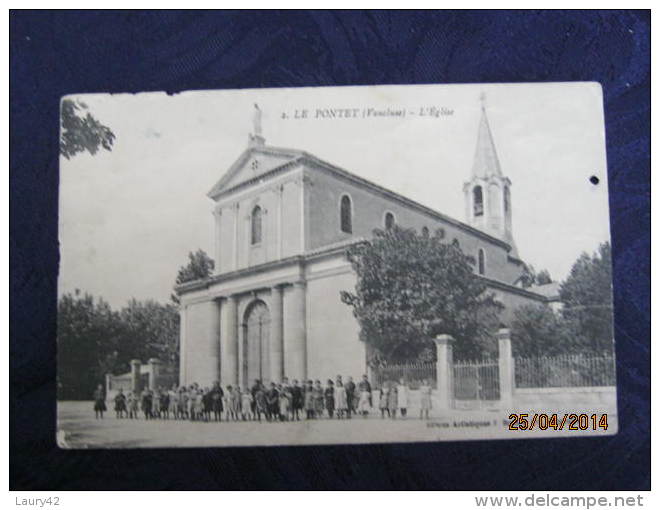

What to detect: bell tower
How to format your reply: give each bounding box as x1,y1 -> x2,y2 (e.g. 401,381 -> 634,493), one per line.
463,93 -> 517,256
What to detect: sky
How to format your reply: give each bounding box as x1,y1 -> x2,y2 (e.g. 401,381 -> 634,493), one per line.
58,82 -> 611,308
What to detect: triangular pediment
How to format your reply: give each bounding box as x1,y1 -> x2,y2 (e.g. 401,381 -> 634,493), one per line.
207,146 -> 303,199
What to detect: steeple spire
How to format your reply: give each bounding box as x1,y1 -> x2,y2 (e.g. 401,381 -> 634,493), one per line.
463,93 -> 518,257
471,93 -> 503,179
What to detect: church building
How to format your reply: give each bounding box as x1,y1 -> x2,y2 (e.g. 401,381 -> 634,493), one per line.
176,100 -> 551,388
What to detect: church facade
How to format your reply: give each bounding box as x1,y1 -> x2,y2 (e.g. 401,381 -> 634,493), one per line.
176,102 -> 551,388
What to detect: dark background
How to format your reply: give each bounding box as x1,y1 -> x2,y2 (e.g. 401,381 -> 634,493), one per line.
10,10 -> 650,490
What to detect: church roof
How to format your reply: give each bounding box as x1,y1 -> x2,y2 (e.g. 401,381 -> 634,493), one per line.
471,105 -> 503,180
208,143 -> 516,253
527,281 -> 561,300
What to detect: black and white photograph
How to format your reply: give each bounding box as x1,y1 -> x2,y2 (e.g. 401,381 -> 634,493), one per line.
55,82 -> 617,449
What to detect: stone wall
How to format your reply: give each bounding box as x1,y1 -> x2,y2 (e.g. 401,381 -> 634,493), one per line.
304,164 -> 525,286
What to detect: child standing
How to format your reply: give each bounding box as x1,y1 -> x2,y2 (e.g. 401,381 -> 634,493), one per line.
334,380 -> 347,419
241,389 -> 254,421
357,384 -> 371,418
419,379 -> 432,420
255,384 -> 267,422
379,385 -> 390,419
141,389 -> 153,420
128,391 -> 140,419
304,381 -> 315,419
149,389 -> 159,419
388,384 -> 398,419
231,386 -> 242,421
212,383 -> 224,422
178,387 -> 189,420
160,389 -> 170,419
93,384 -> 106,419
291,380 -> 303,421
187,386 -> 196,420
266,383 -> 280,421
202,388 -> 213,422
314,380 -> 325,419
114,389 -> 127,419
168,385 -> 178,419
278,384 -> 290,422
397,378 -> 409,419
324,379 -> 335,418
194,388 -> 204,421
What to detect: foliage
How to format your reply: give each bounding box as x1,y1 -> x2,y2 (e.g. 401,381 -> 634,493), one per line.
340,226 -> 503,364
57,291 -> 179,400
510,304 -> 575,357
516,264 -> 536,288
171,249 -> 215,304
559,242 -> 614,353
60,99 -> 115,159
510,242 -> 613,357
119,299 -> 180,367
517,264 -> 553,288
57,291 -> 122,400
535,269 -> 553,286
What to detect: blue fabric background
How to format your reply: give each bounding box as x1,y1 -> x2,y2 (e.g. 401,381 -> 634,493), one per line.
10,10 -> 650,490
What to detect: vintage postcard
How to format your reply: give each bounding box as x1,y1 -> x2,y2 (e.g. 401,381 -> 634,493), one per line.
56,82 -> 616,448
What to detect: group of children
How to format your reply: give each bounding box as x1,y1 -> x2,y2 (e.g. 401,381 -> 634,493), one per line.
94,375 -> 434,421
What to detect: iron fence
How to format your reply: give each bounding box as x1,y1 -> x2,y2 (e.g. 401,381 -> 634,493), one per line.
453,359 -> 500,401
156,371 -> 179,390
106,373 -> 149,392
371,362 -> 436,389
515,353 -> 615,388
107,374 -> 132,392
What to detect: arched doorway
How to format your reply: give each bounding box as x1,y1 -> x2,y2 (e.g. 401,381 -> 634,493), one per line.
242,300 -> 270,387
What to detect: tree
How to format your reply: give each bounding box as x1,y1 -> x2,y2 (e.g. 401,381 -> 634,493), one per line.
57,290 -> 123,399
340,226 -> 503,364
516,263 -> 537,288
171,249 -> 215,304
510,304 -> 575,357
57,291 -> 180,400
509,242 -> 613,358
119,299 -> 180,368
535,269 -> 553,285
559,242 -> 614,353
60,98 -> 115,159
516,264 -> 553,288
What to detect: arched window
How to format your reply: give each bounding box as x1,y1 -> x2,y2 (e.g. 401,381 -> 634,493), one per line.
384,212 -> 395,229
473,186 -> 484,217
340,195 -> 352,234
421,226 -> 429,237
251,205 -> 262,245
504,186 -> 511,214
478,249 -> 486,275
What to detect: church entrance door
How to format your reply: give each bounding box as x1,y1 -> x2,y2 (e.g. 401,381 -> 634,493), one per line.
243,300 -> 270,388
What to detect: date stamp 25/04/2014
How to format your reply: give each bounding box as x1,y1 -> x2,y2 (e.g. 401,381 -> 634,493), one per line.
508,413 -> 609,431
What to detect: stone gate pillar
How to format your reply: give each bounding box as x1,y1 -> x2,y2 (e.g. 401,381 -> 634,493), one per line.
130,359 -> 142,393
434,334 -> 455,410
497,328 -> 514,409
148,358 -> 161,390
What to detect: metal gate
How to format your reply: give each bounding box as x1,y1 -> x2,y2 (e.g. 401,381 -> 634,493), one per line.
452,359 -> 500,409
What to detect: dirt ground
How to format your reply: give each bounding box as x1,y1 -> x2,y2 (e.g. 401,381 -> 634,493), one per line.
56,401 -> 616,449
